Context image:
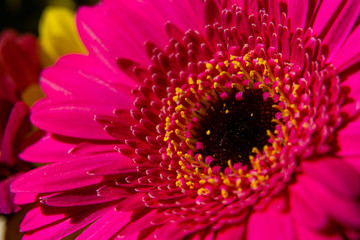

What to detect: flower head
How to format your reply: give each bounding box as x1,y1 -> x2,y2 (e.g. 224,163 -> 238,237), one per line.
12,0 -> 360,239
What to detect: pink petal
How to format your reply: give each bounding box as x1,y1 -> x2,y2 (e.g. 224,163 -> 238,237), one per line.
41,185 -> 128,207
311,0 -> 343,36
342,156 -> 360,174
0,174 -> 21,214
215,224 -> 245,239
41,54 -> 136,102
76,210 -> 132,240
77,0 -> 205,70
302,158 -> 360,199
22,204 -> 113,240
20,133 -> 118,163
333,26 -> 360,72
287,0 -> 308,32
298,174 -> 360,229
11,153 -> 124,193
313,0 -> 360,61
247,202 -> 294,240
289,178 -> 329,230
13,192 -> 37,205
337,118 -> 360,157
31,99 -> 117,140
21,204 -> 84,232
293,220 -> 343,240
19,133 -> 79,163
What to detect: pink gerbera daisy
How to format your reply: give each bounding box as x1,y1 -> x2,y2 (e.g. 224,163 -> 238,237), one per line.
11,0 -> 360,239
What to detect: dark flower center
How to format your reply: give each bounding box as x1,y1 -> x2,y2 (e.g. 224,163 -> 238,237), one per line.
197,90 -> 278,170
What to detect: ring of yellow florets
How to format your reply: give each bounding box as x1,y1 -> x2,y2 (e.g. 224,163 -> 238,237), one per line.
163,51 -> 302,201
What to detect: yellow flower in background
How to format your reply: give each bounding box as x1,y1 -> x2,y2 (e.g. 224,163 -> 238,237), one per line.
38,5 -> 87,67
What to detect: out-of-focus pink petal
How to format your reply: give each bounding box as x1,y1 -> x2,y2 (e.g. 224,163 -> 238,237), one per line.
289,177 -> 329,230
247,203 -> 294,240
302,158 -> 360,199
298,174 -> 360,229
337,118 -> 360,157
0,173 -> 22,214
293,220 -> 343,240
215,224 -> 245,239
13,192 -> 37,205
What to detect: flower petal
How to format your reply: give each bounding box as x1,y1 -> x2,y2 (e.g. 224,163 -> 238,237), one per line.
302,158 -> 360,199
298,174 -> 360,229
247,203 -> 294,240
11,153 -> 127,193
337,118 -> 360,157
332,26 -> 360,72
313,0 -> 360,61
76,210 -> 132,240
22,204 -> 113,240
31,99 -> 116,140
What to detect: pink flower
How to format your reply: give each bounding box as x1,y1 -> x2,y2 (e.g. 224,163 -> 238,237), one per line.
11,0 -> 360,239
0,30 -> 41,214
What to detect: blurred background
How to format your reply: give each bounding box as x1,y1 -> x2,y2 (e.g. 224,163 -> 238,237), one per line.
0,0 -> 98,35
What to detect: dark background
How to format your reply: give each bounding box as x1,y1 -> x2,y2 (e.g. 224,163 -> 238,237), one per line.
0,0 -> 98,35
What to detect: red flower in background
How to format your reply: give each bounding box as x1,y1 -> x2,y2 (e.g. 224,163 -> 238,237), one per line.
0,30 -> 41,214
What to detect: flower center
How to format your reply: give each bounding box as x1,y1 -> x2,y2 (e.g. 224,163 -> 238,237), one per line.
196,89 -> 278,170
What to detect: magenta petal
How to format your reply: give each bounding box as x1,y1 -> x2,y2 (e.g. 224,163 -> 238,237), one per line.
41,187 -> 123,207
21,205 -> 77,232
13,192 -> 37,205
10,154 -> 121,193
287,0 -> 308,32
31,99 -> 117,140
337,118 -> 360,157
247,202 -> 294,240
342,156 -> 360,174
77,210 -> 132,240
333,26 -> 360,72
299,174 -> 360,229
215,224 -> 245,239
293,220 -> 343,240
77,3 -> 157,67
289,178 -> 328,230
19,133 -> 79,163
302,158 -> 360,199
311,0 -> 343,36
41,54 -> 136,102
22,205 -> 113,240
313,0 -> 360,61
0,174 -> 21,214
